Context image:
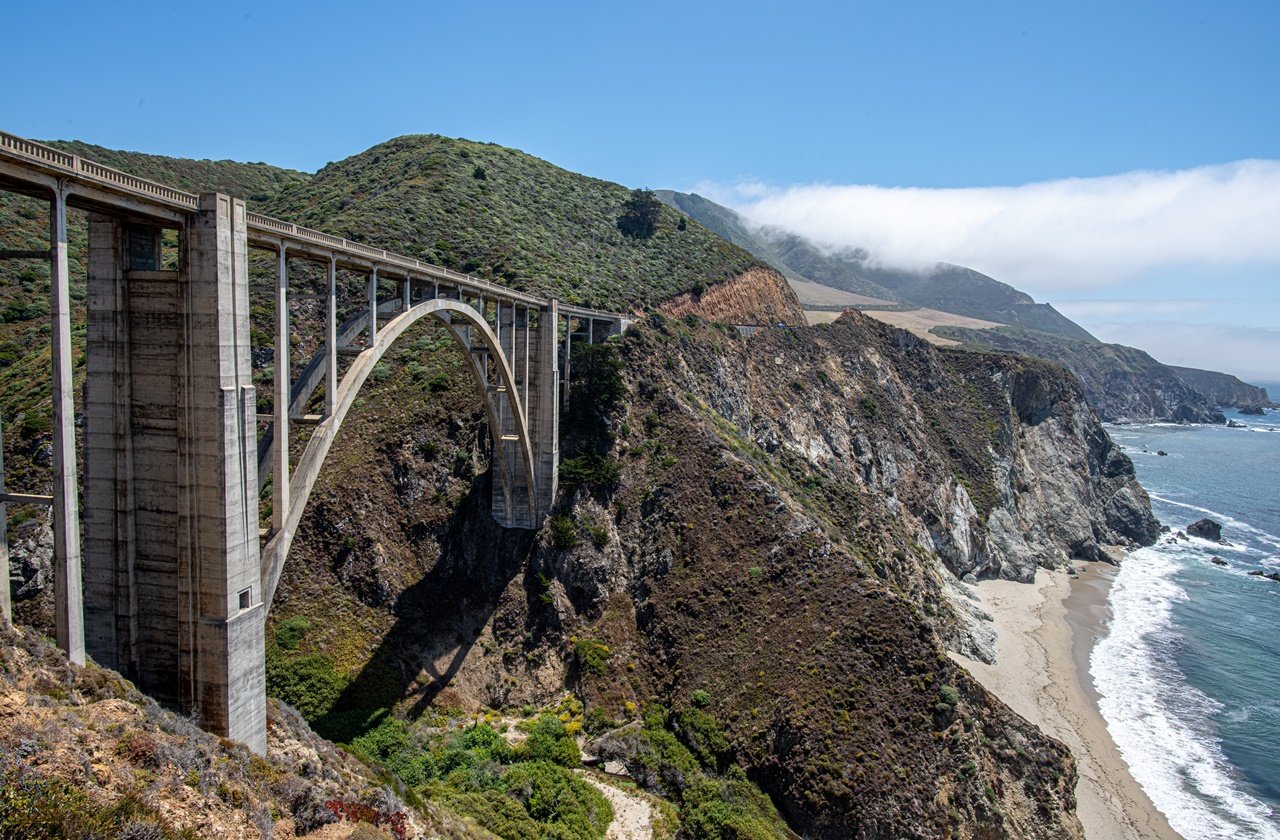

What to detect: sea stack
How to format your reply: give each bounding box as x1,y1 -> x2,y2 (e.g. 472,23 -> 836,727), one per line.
1187,518 -> 1224,542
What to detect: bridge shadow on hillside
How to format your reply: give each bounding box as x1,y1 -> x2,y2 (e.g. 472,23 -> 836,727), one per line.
312,473 -> 541,743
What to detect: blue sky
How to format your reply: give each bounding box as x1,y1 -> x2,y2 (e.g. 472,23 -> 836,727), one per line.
3,0 -> 1278,379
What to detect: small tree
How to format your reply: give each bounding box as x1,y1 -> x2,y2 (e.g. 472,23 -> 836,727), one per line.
617,189 -> 663,239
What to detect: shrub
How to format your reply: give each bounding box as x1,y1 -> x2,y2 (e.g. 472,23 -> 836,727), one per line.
516,715 -> 581,767
349,718 -> 436,787
548,515 -> 578,549
115,731 -> 162,768
274,615 -> 310,651
675,708 -> 731,772
559,452 -> 620,493
573,638 -> 613,677
586,523 -> 609,549
264,650 -> 348,720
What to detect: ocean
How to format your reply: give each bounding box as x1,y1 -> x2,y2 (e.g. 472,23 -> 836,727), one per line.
1095,404 -> 1280,840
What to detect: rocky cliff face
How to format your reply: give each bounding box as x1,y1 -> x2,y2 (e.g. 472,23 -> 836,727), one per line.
657,266 -> 807,326
539,310 -> 1120,838
257,278 -> 1170,837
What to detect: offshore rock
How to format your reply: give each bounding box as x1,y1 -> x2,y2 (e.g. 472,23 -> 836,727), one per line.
1187,518 -> 1224,542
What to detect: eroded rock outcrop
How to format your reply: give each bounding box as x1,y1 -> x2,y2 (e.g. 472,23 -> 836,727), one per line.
657,266 -> 806,326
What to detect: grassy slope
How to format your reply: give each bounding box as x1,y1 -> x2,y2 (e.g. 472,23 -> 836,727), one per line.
265,135 -> 757,311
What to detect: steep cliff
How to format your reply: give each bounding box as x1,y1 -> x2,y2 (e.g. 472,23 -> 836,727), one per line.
258,282 -> 1164,836
1170,365 -> 1275,410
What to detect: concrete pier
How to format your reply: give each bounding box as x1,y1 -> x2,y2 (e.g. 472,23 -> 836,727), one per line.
83,196 -> 265,753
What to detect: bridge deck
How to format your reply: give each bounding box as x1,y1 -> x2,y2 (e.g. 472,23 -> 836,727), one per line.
0,130 -> 621,323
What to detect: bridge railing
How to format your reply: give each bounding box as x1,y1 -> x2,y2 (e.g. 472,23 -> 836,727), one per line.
1,129 -> 627,323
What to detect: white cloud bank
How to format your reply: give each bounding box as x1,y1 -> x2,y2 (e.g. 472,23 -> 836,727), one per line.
705,160 -> 1280,297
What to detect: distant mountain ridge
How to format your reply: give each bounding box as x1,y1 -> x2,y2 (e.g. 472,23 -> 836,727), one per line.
656,190 -> 1095,341
657,189 -> 1264,421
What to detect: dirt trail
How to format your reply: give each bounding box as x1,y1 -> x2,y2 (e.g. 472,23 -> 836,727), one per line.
577,772 -> 654,840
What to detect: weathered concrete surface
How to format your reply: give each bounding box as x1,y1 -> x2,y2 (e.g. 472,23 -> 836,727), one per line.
83,197 -> 266,753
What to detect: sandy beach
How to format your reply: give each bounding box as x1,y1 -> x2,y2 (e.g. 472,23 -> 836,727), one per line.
950,565 -> 1184,840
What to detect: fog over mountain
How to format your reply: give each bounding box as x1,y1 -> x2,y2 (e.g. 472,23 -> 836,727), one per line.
697,161 -> 1280,380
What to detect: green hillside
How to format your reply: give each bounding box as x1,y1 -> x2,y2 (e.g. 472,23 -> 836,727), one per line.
265,135 -> 758,311
45,140 -> 312,202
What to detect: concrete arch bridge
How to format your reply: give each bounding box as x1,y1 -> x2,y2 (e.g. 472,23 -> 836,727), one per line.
0,131 -> 630,752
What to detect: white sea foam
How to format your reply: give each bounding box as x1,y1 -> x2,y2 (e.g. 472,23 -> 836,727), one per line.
1093,546 -> 1280,838
1150,494 -> 1280,552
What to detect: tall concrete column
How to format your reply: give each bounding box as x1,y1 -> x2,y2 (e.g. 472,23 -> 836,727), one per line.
527,301 -> 559,520
179,193 -> 265,752
85,196 -> 266,753
273,248 -> 290,533
50,183 -> 85,665
325,256 -> 338,418
0,416 -> 10,627
83,213 -> 141,679
563,314 -> 573,409
366,267 -> 378,345
520,306 -> 529,425
490,302 -> 529,525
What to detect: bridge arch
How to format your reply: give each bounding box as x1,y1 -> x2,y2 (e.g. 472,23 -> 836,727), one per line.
260,297 -> 538,609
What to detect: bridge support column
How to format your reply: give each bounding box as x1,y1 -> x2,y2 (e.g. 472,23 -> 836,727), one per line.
51,184 -> 85,665
490,302 -> 533,526
83,195 -> 265,753
528,301 -> 560,520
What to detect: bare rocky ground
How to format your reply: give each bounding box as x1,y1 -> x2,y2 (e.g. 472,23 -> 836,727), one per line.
0,622 -> 492,839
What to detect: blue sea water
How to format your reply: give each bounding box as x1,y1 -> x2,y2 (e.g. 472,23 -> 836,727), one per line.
1095,408 -> 1280,839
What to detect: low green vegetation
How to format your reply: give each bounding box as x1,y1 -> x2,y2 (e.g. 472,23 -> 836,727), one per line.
548,515 -> 579,549
572,638 -> 613,676
596,703 -> 790,839
274,615 -> 311,651
346,712 -> 611,840
267,135 -> 756,311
